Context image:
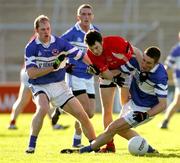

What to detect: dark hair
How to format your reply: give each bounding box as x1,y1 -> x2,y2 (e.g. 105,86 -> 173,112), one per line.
144,46 -> 161,63
85,30 -> 102,46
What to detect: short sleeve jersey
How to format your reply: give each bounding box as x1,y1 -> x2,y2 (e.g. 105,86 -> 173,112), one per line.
25,35 -> 84,85
87,36 -> 133,72
165,42 -> 180,79
60,23 -> 99,79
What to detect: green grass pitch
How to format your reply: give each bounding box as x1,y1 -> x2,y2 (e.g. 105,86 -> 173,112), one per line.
0,113 -> 180,163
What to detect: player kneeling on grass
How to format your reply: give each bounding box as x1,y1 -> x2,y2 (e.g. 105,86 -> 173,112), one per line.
61,46 -> 168,154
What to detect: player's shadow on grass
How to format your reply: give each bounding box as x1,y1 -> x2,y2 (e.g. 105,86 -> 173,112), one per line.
0,134 -> 28,137
145,152 -> 180,158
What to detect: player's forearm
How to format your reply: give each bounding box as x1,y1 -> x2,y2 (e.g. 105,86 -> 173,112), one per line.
27,66 -> 54,79
101,70 -> 114,80
82,54 -> 92,65
132,46 -> 143,64
147,98 -> 167,117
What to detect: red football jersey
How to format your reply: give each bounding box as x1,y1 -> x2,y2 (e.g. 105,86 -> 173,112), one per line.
87,36 -> 133,72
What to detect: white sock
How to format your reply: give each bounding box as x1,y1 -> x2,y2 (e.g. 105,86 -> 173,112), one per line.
74,134 -> 82,139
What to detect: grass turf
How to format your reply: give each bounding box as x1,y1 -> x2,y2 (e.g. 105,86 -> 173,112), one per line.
0,113 -> 180,163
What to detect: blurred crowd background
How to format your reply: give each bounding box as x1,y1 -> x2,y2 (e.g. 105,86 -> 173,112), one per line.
0,0 -> 179,82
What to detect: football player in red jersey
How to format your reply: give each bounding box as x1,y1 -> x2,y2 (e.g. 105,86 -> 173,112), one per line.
84,30 -> 143,152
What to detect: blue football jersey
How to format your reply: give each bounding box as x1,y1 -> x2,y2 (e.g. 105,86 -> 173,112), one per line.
60,22 -> 99,79
25,35 -> 84,85
165,42 -> 180,81
120,56 -> 168,107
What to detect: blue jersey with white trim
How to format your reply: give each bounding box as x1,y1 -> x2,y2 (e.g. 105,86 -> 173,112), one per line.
120,56 -> 168,107
25,35 -> 84,85
165,42 -> 180,80
60,23 -> 99,79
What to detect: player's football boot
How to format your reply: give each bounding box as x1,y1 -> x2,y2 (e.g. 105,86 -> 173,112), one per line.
25,147 -> 35,154
147,145 -> 159,154
60,148 -> 80,154
8,124 -> 17,130
52,124 -> 70,130
160,120 -> 168,129
98,143 -> 116,153
51,107 -> 61,125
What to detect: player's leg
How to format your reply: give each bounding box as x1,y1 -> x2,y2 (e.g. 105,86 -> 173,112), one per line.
9,68 -> 32,129
117,87 -> 137,138
99,83 -> 116,152
79,100 -> 157,154
72,92 -> 90,147
47,108 -> 69,130
99,75 -> 130,152
160,88 -> 180,129
119,87 -> 130,106
72,93 -> 96,147
101,86 -> 116,128
9,83 -> 32,129
71,76 -> 96,147
63,97 -> 96,142
88,94 -> 96,118
79,117 -> 131,153
26,93 -> 50,153
118,100 -> 158,153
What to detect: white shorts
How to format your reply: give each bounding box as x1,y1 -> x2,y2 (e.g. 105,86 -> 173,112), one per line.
20,68 -> 30,88
66,74 -> 95,94
29,81 -> 74,108
100,73 -> 131,88
120,100 -> 152,127
174,77 -> 180,93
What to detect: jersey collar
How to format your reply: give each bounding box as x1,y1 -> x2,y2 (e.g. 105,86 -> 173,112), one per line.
150,64 -> 159,73
75,22 -> 95,34
35,35 -> 55,48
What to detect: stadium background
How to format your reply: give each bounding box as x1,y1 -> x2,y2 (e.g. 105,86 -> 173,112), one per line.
0,0 -> 179,113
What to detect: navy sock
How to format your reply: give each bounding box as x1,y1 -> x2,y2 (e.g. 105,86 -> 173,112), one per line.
88,140 -> 100,152
79,145 -> 93,153
29,135 -> 37,148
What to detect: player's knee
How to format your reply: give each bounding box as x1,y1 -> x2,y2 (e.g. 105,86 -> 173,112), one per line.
176,97 -> 180,105
105,124 -> 117,136
36,106 -> 49,117
87,111 -> 94,119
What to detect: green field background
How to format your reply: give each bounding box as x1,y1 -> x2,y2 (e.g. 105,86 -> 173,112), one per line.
0,113 -> 180,163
